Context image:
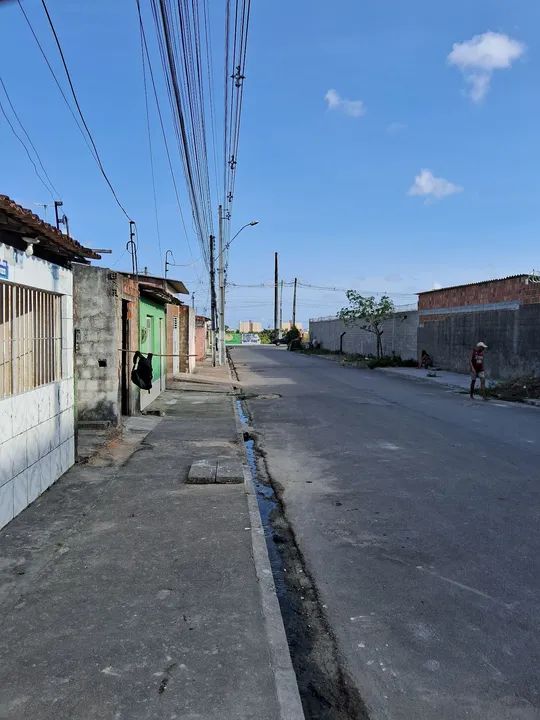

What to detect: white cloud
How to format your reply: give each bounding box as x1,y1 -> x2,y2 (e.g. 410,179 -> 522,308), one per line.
324,89 -> 366,118
386,122 -> 407,135
408,169 -> 463,200
448,31 -> 525,102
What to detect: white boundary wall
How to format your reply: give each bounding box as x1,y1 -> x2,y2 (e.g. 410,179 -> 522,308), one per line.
0,243 -> 75,530
309,310 -> 419,360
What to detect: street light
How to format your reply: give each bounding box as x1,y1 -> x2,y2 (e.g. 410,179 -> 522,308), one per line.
217,218 -> 259,364
216,220 -> 259,263
164,250 -> 174,277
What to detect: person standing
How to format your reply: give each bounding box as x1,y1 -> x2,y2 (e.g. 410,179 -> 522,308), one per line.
470,342 -> 488,399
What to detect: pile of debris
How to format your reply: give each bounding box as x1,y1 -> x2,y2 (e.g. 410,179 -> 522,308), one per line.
490,376 -> 540,401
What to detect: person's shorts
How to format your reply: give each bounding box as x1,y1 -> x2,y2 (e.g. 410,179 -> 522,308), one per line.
471,370 -> 485,379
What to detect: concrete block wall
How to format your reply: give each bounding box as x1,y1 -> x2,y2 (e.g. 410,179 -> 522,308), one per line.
73,265 -> 120,423
418,305 -> 540,379
310,311 -> 419,360
0,243 -> 74,530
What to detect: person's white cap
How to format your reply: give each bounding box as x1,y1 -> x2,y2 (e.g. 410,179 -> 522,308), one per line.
477,341 -> 488,348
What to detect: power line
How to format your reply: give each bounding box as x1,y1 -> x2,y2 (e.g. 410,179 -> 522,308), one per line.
16,0 -> 99,166
149,0 -> 216,269
136,0 -> 194,261
0,75 -> 59,198
0,89 -> 54,199
39,0 -> 131,220
139,17 -> 162,268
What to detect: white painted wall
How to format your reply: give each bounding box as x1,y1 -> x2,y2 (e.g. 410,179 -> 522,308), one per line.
0,243 -> 75,530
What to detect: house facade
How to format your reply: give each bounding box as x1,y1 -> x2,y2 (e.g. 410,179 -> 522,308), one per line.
0,195 -> 97,529
73,267 -> 191,420
73,265 -> 140,424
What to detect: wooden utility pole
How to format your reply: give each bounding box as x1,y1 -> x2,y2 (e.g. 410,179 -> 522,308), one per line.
273,252 -> 279,335
209,235 -> 217,366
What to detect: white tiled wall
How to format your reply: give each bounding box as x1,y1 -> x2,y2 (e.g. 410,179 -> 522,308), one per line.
0,243 -> 75,530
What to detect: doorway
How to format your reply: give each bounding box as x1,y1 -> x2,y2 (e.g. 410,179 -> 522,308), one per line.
121,300 -> 130,415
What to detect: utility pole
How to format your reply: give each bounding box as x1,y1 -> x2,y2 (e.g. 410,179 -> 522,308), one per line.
54,200 -> 62,230
209,235 -> 217,367
274,252 -> 279,336
218,204 -> 225,365
292,277 -> 298,327
192,292 -> 195,310
279,279 -> 283,336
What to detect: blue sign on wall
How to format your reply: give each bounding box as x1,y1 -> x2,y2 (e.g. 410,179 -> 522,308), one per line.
0,260 -> 8,279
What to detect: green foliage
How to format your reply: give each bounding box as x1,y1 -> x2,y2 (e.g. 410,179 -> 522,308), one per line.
259,329 -> 276,345
338,292 -> 395,358
284,326 -> 300,343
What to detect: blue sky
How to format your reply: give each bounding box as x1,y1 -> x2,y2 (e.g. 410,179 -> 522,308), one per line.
0,0 -> 538,327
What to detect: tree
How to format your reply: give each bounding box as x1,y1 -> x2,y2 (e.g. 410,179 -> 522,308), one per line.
338,292 -> 395,358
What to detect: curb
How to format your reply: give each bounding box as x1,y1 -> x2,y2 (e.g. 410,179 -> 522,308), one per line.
227,351 -> 305,720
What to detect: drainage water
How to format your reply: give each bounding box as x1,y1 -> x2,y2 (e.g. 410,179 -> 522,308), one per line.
236,399 -> 369,720
237,400 -> 287,598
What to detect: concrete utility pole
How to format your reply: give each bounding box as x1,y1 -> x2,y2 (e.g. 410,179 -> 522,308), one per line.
218,204 -> 225,365
274,252 -> 279,336
279,279 -> 283,336
292,277 -> 298,328
209,235 -> 217,367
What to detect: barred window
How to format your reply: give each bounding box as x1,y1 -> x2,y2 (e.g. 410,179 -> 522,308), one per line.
0,282 -> 62,399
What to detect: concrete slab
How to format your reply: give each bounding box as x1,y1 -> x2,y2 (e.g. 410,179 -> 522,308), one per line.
216,458 -> 244,484
187,459 -> 217,484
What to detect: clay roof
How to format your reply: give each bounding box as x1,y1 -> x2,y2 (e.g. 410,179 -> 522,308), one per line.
122,271 -> 189,295
139,283 -> 181,306
0,195 -> 99,262
417,274 -> 528,296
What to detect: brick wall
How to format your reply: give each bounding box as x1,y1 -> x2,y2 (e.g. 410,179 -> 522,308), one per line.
418,275 -> 538,311
195,318 -> 208,362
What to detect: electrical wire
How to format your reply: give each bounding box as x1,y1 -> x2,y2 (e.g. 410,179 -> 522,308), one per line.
0,91 -> 54,199
39,0 -> 131,220
0,76 -> 59,197
140,19 -> 162,268
16,0 -> 99,167
136,0 -> 194,261
150,0 -> 215,269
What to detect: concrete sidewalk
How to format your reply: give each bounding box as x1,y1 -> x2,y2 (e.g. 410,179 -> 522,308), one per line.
378,365 -> 474,391
0,364 -> 300,720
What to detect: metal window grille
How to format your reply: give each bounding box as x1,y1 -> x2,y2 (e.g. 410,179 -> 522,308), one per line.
173,317 -> 178,329
0,281 -> 62,399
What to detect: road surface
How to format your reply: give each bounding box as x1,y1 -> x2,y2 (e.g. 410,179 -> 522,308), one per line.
231,346 -> 540,720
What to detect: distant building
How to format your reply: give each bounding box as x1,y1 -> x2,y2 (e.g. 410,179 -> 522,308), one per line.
281,321 -> 303,332
239,320 -> 262,333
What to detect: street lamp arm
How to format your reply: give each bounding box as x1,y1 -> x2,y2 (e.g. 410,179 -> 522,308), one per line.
216,220 -> 259,263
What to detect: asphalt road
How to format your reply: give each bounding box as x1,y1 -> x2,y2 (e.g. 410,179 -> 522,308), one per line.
231,346 -> 540,720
